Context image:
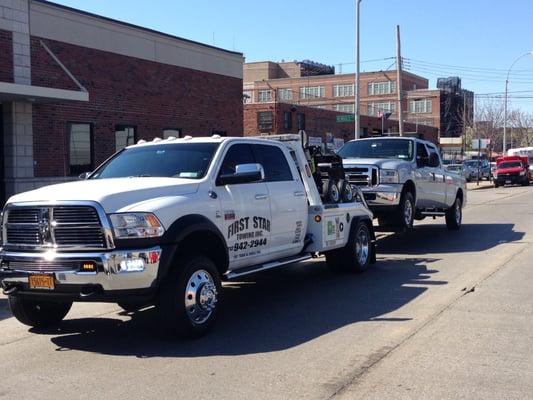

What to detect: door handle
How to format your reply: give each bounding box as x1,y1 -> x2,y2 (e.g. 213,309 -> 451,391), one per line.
293,191 -> 305,197
255,193 -> 268,200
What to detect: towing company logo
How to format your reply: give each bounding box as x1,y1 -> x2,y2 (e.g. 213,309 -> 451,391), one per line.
227,216 -> 271,239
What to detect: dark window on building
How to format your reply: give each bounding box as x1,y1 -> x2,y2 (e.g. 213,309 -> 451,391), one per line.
252,144 -> 293,182
218,144 -> 255,177
257,111 -> 273,132
68,122 -> 93,176
163,129 -> 182,139
297,113 -> 306,130
283,112 -> 292,130
115,125 -> 137,152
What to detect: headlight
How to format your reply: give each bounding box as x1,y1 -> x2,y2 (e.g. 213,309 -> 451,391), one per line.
380,169 -> 400,184
520,170 -> 526,176
110,213 -> 165,239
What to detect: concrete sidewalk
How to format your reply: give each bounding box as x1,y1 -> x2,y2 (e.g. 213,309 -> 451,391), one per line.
467,180 -> 494,190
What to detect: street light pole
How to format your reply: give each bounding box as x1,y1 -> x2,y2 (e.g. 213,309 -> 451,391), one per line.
503,51 -> 533,153
354,0 -> 361,140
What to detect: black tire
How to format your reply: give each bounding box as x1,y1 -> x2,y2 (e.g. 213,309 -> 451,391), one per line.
340,180 -> 354,203
328,180 -> 341,203
158,255 -> 221,338
445,196 -> 462,230
117,301 -> 149,313
522,179 -> 530,186
395,191 -> 415,230
494,182 -> 499,188
326,221 -> 373,273
8,296 -> 72,328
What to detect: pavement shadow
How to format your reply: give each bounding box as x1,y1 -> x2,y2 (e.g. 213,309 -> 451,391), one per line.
0,297 -> 12,322
377,223 -> 524,255
43,257 -> 445,357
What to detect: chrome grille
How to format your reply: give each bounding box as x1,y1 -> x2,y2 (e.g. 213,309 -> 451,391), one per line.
4,260 -> 80,272
4,205 -> 107,250
344,165 -> 379,187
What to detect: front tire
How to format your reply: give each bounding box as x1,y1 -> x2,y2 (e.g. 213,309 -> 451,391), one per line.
326,221 -> 373,273
395,191 -> 415,230
445,196 -> 462,230
8,296 -> 72,328
158,255 -> 221,338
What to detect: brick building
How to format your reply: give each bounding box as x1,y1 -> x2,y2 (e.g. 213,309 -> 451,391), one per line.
244,102 -> 439,148
0,0 -> 244,201
243,61 -> 473,148
244,62 -> 428,126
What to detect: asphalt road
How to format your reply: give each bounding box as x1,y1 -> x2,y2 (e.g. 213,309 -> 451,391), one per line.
1,187 -> 532,399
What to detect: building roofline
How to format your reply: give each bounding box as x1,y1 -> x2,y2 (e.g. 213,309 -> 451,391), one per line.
33,0 -> 243,57
248,69 -> 427,84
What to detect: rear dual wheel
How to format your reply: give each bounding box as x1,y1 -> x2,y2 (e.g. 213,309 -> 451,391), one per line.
326,221 -> 373,273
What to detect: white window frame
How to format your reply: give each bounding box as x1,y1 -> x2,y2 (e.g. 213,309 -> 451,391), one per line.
258,90 -> 273,103
333,84 -> 354,97
299,86 -> 325,100
368,81 -> 396,96
277,88 -> 293,101
409,99 -> 432,114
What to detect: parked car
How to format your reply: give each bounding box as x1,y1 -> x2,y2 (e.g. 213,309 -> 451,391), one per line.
463,159 -> 491,181
338,137 -> 466,230
494,156 -> 530,187
445,164 -> 468,180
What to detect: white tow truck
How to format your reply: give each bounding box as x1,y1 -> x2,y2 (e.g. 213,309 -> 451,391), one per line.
0,134 -> 376,337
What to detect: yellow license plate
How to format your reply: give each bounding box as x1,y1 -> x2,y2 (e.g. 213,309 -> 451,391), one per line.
28,274 -> 55,290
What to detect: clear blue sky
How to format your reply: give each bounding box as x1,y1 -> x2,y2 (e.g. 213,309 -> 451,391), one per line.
52,0 -> 533,112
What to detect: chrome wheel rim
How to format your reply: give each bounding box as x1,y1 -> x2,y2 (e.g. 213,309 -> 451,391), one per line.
455,200 -> 462,225
404,198 -> 413,226
330,184 -> 340,202
184,269 -> 217,325
355,227 -> 370,265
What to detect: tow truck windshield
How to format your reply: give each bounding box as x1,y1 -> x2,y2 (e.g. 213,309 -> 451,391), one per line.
338,139 -> 414,160
90,143 -> 219,179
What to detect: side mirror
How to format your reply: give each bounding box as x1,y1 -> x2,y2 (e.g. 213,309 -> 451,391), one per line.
217,163 -> 265,185
78,172 -> 91,180
429,153 -> 440,168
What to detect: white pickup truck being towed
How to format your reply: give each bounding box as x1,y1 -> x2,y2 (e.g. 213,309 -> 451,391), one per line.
338,137 -> 467,230
0,134 -> 376,338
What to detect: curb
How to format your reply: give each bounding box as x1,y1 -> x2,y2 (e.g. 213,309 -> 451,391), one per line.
467,184 -> 494,191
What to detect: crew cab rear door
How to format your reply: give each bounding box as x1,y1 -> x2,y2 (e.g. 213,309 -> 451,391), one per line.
216,143 -> 272,269
252,143 -> 307,259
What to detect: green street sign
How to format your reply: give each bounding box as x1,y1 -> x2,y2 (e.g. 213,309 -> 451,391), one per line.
336,114 -> 355,122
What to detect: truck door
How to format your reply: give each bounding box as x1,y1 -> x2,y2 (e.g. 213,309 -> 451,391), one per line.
252,143 -> 308,259
216,143 -> 272,269
415,142 -> 433,208
426,144 -> 447,207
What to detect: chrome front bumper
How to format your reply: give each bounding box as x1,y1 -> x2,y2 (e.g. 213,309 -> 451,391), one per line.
0,247 -> 162,292
360,184 -> 402,207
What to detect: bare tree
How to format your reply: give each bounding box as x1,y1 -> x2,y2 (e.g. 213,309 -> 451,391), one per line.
473,100 -> 506,152
509,109 -> 533,147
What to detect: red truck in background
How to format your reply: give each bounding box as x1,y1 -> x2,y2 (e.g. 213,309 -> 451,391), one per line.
494,156 -> 531,188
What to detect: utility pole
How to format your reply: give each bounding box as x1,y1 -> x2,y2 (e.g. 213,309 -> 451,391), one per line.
396,25 -> 404,136
462,94 -> 467,158
354,0 -> 361,140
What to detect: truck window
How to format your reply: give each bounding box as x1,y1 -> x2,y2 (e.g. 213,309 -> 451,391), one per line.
219,144 -> 255,176
426,144 -> 441,168
252,144 -> 294,182
338,139 -> 414,160
416,142 -> 429,164
90,143 -> 219,179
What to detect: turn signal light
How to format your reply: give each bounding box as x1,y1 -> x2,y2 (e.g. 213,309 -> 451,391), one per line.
314,215 -> 322,223
81,262 -> 96,272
